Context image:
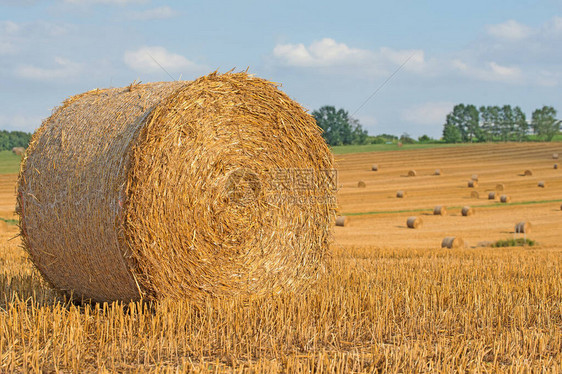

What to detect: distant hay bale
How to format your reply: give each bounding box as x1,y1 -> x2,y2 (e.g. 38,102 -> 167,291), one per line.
396,190 -> 406,198
496,183 -> 505,191
441,236 -> 464,249
335,216 -> 349,227
434,169 -> 441,176
515,221 -> 531,234
524,169 -> 533,176
408,170 -> 416,177
12,147 -> 25,156
16,72 -> 336,303
433,205 -> 447,216
554,164 -> 558,170
500,195 -> 511,203
470,191 -> 479,199
488,192 -> 497,200
553,153 -> 559,160
461,206 -> 474,216
406,216 -> 423,229
538,181 -> 546,188
371,164 -> 378,171
357,180 -> 367,188
468,180 -> 478,188
471,174 -> 478,181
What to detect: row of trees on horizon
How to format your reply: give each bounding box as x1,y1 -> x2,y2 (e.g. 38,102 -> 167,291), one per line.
313,105 -> 561,146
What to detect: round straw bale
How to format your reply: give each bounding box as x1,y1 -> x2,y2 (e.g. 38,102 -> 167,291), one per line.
500,195 -> 511,203
468,180 -> 478,188
357,180 -> 366,188
488,192 -> 497,200
371,164 -> 378,171
524,169 -> 533,176
495,183 -> 505,191
470,191 -> 479,199
16,72 -> 336,303
461,206 -> 474,216
11,147 -> 25,156
406,216 -> 422,229
408,170 -> 416,177
515,221 -> 531,234
434,169 -> 441,176
433,205 -> 447,215
471,174 -> 478,181
553,153 -> 559,159
335,216 -> 349,227
441,236 -> 464,249
555,164 -> 558,170
396,190 -> 406,198
537,181 -> 546,188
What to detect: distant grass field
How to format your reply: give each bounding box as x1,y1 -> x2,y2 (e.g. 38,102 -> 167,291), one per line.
0,151 -> 22,175
330,142 -> 472,155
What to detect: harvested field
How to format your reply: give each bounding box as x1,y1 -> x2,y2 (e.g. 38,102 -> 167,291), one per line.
0,142 -> 561,372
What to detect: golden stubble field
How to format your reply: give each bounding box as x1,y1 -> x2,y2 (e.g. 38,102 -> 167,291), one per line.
0,143 -> 561,372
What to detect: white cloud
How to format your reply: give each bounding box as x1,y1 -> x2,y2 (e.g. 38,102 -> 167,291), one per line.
0,114 -> 43,132
272,38 -> 425,76
63,0 -> 147,4
402,102 -> 454,125
130,6 -> 176,20
15,57 -> 82,80
452,59 -> 523,83
123,46 -> 205,74
486,20 -> 534,41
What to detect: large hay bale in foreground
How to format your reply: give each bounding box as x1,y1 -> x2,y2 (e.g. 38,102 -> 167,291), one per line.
17,72 -> 336,303
441,237 -> 464,249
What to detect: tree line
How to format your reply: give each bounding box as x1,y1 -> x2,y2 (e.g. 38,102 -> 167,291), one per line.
0,130 -> 32,151
443,104 -> 560,143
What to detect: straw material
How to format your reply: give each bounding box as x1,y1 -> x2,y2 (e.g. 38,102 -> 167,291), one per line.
408,170 -> 416,177
468,180 -> 478,188
357,180 -> 366,188
396,190 -> 406,198
0,220 -> 8,232
500,195 -> 511,203
470,191 -> 479,199
441,237 -> 463,249
461,206 -> 474,216
538,181 -> 546,188
371,164 -> 378,171
496,183 -> 505,191
524,169 -> 533,176
488,192 -> 497,200
335,216 -> 349,227
433,205 -> 447,216
17,72 -> 336,303
471,174 -> 478,181
406,216 -> 422,229
515,221 -> 531,234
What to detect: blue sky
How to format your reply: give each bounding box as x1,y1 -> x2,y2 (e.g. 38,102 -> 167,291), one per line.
1,0 -> 561,138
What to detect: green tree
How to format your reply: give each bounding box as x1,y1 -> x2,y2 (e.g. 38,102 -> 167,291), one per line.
443,104 -> 480,142
312,106 -> 368,146
513,106 -> 528,141
442,122 -> 462,143
531,106 -> 560,141
464,104 -> 480,142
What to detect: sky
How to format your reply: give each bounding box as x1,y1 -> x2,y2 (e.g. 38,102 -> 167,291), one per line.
0,0 -> 561,138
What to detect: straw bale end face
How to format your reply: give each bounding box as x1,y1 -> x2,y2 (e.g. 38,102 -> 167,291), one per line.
17,72 -> 336,303
461,206 -> 474,216
406,216 -> 422,229
441,236 -> 463,249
